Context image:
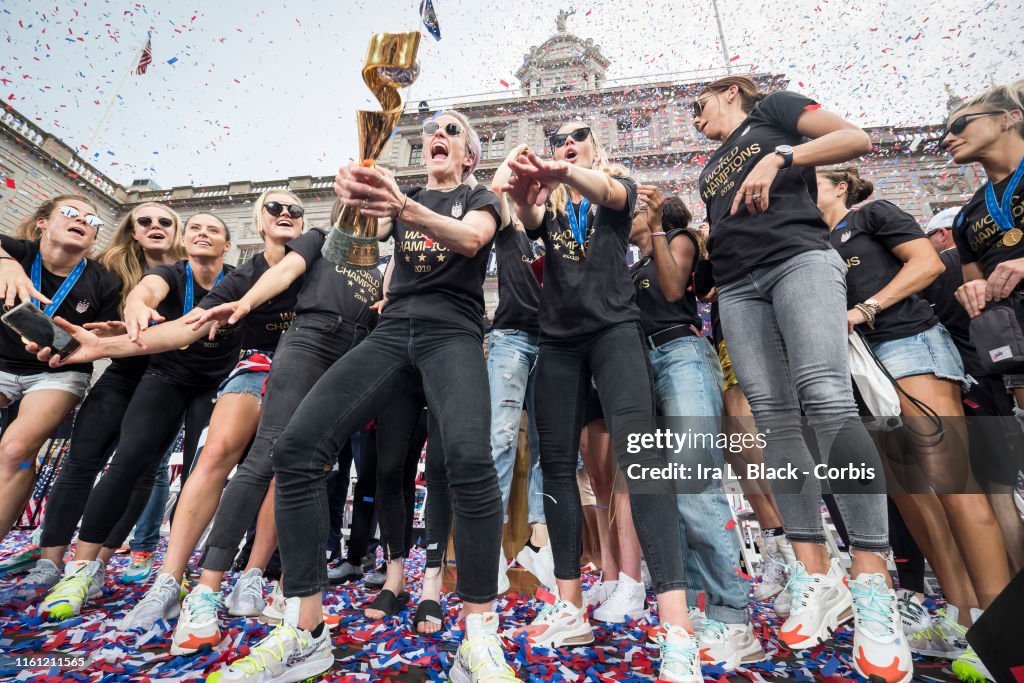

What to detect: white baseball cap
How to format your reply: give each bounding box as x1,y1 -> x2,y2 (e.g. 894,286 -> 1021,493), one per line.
924,207 -> 961,235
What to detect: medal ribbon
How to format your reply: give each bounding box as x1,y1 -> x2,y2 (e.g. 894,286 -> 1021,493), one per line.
184,262 -> 225,315
985,156 -> 1024,232
566,198 -> 591,247
31,251 -> 86,317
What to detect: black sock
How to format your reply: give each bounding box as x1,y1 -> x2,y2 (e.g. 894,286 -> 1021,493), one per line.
310,621 -> 325,638
525,540 -> 542,553
762,526 -> 785,539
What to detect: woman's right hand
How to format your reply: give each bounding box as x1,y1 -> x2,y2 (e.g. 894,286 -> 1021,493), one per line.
184,301 -> 250,339
955,279 -> 989,318
124,301 -> 165,345
369,298 -> 388,315
26,316 -> 102,367
0,259 -> 50,310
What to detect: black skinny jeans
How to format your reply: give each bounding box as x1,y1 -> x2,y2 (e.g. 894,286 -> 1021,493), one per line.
375,393 -> 427,560
535,321 -> 686,593
76,373 -> 215,547
273,317 -> 502,602
41,364 -> 180,550
199,313 -> 368,572
345,428 -> 379,565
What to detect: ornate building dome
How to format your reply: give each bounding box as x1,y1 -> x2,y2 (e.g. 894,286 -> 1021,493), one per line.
514,9 -> 611,97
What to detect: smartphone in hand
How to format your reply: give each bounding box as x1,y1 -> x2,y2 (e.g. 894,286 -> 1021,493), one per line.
1,302 -> 81,359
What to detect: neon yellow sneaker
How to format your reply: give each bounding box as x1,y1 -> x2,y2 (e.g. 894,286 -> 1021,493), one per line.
40,560 -> 104,621
953,646 -> 994,682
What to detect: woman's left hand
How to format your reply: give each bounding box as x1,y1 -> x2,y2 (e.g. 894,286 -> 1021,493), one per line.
637,186 -> 665,228
986,257 -> 1024,302
847,307 -> 868,333
731,155 -> 783,216
334,163 -> 405,219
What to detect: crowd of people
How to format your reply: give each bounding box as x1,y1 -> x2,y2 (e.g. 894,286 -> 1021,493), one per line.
0,75 -> 1022,683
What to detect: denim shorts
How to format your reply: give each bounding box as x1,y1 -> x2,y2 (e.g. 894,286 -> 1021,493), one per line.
216,350 -> 274,401
0,368 -> 91,403
869,323 -> 965,383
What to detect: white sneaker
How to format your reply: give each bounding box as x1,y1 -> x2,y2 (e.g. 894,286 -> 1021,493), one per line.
688,606 -> 707,635
515,543 -> 556,589
583,576 -> 617,609
39,560 -> 104,620
657,623 -> 702,683
698,619 -> 767,669
121,572 -> 183,630
513,599 -> 594,648
778,559 -> 852,650
12,558 -> 61,599
897,589 -> 930,636
910,605 -> 968,660
640,559 -> 652,590
774,579 -> 793,618
206,598 -> 334,683
259,580 -> 285,625
171,585 -> 224,655
752,534 -> 795,601
226,568 -> 265,617
449,612 -> 519,682
497,553 -> 510,595
592,572 -> 648,623
849,573 -> 913,683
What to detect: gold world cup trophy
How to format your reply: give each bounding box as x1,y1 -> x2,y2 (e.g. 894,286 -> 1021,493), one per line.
323,32 -> 421,268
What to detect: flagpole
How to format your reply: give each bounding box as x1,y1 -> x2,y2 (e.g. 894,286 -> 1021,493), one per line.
85,34 -> 150,156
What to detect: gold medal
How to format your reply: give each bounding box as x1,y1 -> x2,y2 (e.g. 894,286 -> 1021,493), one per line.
1002,228 -> 1023,247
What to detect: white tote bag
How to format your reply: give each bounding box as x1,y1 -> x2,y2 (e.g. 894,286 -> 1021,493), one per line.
848,332 -> 902,430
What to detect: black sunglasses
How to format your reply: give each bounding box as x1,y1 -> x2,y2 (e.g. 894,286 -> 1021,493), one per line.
692,95 -> 714,117
938,111 -> 1005,144
423,121 -> 463,137
264,202 -> 304,219
136,216 -> 174,229
549,127 -> 591,149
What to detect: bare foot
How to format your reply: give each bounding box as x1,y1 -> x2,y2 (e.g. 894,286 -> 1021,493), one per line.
416,566 -> 444,635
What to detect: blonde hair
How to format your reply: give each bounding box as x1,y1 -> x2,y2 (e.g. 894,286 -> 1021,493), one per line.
952,80 -> 1024,139
252,189 -> 302,239
98,202 -> 185,314
16,194 -> 98,240
548,126 -> 627,217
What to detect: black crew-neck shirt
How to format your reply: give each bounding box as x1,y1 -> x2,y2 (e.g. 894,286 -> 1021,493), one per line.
698,91 -> 831,286
629,230 -> 702,337
828,200 -> 937,343
384,184 -> 500,333
196,253 -> 301,352
0,236 -> 121,376
953,168 -> 1024,279
492,223 -> 542,334
145,260 -> 239,389
919,248 -> 983,377
286,229 -> 381,328
527,176 -> 640,340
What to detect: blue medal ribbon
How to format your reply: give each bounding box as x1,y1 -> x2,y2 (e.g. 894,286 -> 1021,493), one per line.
566,198 -> 591,247
984,156 -> 1024,232
30,251 -> 86,316
184,262 -> 225,315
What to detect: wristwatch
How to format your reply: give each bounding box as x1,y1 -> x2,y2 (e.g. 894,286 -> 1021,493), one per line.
774,145 -> 794,169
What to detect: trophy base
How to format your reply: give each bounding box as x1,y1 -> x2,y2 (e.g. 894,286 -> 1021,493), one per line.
321,227 -> 380,270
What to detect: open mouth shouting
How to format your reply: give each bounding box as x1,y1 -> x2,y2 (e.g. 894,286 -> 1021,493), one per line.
564,148 -> 579,163
67,225 -> 88,237
275,218 -> 294,228
430,139 -> 449,161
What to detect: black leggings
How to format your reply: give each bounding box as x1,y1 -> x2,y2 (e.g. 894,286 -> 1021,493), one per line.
375,393 -> 428,560
76,373 -> 215,547
40,364 -> 171,550
346,428 -> 379,565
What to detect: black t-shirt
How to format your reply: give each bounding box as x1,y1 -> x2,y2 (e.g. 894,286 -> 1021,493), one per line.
527,176 -> 640,339
0,236 -> 121,376
145,260 -> 240,388
384,184 -> 500,333
953,169 -> 1024,278
919,248 -> 983,377
698,91 -> 830,285
492,223 -> 542,334
196,253 -> 300,352
285,229 -> 381,328
629,230 -> 702,337
828,200 -> 938,343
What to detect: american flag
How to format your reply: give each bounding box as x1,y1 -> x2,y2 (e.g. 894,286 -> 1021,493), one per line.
135,35 -> 152,75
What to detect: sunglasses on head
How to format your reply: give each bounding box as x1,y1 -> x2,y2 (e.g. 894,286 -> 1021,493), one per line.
939,110 -> 1005,144
423,121 -> 463,137
264,202 -> 304,219
59,205 -> 103,229
692,94 -> 714,117
549,127 -> 591,149
136,216 -> 174,229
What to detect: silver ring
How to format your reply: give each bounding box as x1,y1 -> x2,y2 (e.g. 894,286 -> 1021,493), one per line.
751,194 -> 761,199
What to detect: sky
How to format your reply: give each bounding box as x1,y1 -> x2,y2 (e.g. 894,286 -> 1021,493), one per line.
0,0 -> 1021,189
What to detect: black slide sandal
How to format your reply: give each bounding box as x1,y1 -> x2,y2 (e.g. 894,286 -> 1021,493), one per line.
413,599 -> 445,633
364,589 -> 409,618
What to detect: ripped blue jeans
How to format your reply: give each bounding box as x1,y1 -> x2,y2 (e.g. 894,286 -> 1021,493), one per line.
488,328 -> 545,525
